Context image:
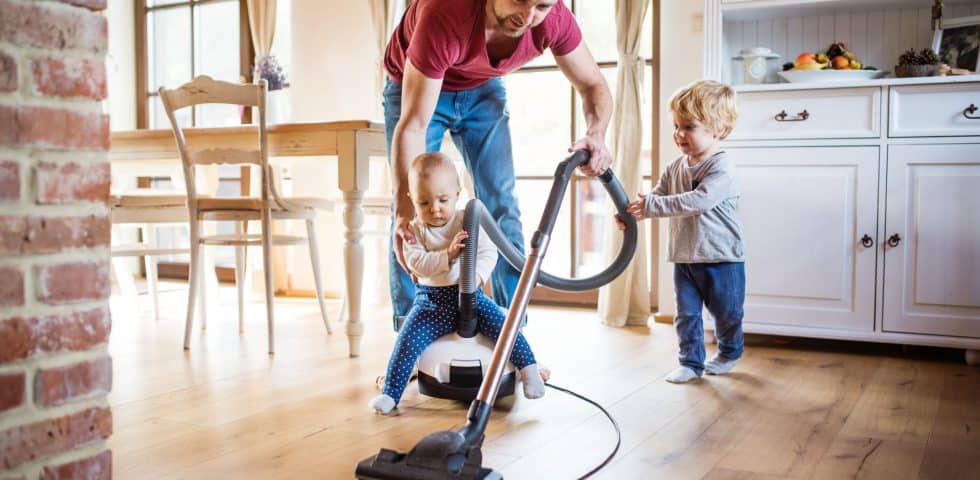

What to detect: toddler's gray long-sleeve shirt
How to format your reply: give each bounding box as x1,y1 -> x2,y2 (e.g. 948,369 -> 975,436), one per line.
643,151 -> 745,263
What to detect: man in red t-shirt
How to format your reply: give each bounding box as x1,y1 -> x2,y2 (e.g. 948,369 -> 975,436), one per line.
382,0 -> 612,327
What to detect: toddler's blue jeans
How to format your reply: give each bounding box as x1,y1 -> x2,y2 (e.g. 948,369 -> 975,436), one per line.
673,262 -> 745,375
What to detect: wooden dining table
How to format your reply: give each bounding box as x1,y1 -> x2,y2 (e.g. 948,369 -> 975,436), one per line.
110,120 -> 387,357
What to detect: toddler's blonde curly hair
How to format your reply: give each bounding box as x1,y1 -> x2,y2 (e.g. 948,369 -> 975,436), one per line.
669,80 -> 738,139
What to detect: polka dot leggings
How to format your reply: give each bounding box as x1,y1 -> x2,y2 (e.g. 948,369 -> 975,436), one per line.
381,284 -> 537,404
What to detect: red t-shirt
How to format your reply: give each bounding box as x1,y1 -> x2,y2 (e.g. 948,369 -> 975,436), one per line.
384,0 -> 582,91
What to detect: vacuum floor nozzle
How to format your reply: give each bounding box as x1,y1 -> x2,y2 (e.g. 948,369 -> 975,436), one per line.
354,431 -> 500,480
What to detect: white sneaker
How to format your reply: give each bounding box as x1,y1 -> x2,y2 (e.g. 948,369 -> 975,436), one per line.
664,366 -> 701,384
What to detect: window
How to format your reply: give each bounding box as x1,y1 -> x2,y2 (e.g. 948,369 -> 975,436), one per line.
137,0 -> 253,129
503,1 -> 656,305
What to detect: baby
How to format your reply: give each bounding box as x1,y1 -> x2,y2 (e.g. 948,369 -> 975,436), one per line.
370,152 -> 547,414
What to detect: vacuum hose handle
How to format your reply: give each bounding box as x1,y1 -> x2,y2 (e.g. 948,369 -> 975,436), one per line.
458,150 -> 638,337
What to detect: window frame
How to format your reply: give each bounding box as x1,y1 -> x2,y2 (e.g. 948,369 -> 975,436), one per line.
134,0 -> 254,129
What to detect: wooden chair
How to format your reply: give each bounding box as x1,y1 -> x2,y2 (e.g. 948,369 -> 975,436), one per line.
159,75 -> 333,353
109,189 -> 189,322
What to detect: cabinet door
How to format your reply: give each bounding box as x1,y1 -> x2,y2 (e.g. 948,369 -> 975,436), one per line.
883,144 -> 980,338
725,146 -> 879,331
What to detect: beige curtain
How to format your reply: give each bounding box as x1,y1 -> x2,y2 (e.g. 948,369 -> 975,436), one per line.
246,0 -> 277,58
370,0 -> 408,104
598,0 -> 651,327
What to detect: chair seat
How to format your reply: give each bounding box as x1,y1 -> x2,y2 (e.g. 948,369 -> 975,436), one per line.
111,190 -> 187,207
196,196 -> 335,212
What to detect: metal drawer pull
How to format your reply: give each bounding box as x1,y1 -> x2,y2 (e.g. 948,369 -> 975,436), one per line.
887,234 -> 901,248
775,109 -> 810,122
860,234 -> 874,248
965,103 -> 979,119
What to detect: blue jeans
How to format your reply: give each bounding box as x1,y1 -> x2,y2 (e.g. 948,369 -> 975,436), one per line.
673,262 -> 745,375
382,78 -> 525,328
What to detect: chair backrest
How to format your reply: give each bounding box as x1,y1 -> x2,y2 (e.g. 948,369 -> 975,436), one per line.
158,75 -> 269,207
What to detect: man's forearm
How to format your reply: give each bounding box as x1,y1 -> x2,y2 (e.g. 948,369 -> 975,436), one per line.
390,122 -> 427,204
580,83 -> 613,138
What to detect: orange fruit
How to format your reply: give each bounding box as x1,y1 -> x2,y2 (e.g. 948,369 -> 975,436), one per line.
795,52 -> 817,65
831,56 -> 850,69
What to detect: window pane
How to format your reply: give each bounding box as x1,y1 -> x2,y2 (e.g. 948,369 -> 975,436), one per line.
515,179 -> 570,277
195,1 -> 240,83
149,7 -> 192,91
576,0 -> 617,63
640,3 -> 653,60
147,0 -> 184,7
504,70 -> 571,176
642,64 -> 653,176
574,177 -> 613,277
149,95 -> 191,129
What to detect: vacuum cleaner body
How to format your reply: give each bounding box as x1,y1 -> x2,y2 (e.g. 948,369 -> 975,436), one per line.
416,334 -> 516,402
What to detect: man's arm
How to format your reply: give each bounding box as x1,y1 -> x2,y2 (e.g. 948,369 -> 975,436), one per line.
390,60 -> 443,273
555,42 -> 613,177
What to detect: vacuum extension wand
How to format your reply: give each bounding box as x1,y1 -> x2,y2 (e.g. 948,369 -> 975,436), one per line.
355,150 -> 638,480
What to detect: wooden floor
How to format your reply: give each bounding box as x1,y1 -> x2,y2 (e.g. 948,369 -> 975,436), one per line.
108,282 -> 980,479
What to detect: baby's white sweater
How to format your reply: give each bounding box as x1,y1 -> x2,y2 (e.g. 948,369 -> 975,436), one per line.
403,209 -> 498,286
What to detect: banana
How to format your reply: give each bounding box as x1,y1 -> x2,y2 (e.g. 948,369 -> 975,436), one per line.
793,63 -> 828,71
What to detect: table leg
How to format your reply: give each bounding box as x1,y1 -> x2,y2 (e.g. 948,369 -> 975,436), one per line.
338,131 -> 371,357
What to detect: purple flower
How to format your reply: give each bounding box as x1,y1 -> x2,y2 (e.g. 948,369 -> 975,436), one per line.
256,55 -> 286,90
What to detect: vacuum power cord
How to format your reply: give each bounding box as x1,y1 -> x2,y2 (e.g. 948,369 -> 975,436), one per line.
544,382 -> 621,479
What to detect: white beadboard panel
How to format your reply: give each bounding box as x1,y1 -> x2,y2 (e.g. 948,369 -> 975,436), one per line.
722,6 -> 943,84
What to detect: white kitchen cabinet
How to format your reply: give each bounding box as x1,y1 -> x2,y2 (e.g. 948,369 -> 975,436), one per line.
726,146 -> 879,331
883,143 -> 980,338
699,0 -> 980,362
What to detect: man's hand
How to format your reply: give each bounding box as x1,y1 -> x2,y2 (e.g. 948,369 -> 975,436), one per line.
570,134 -> 612,177
616,193 -> 647,231
392,196 -> 417,276
448,230 -> 468,261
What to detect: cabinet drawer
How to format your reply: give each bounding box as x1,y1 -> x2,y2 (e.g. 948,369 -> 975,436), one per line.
889,83 -> 980,137
729,88 -> 880,141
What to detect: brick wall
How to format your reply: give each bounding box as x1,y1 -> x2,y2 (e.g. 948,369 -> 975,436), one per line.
0,1 -> 112,479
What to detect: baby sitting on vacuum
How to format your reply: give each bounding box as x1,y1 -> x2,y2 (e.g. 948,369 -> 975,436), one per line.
369,152 -> 547,414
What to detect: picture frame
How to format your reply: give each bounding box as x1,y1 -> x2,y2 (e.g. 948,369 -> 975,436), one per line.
932,15 -> 980,72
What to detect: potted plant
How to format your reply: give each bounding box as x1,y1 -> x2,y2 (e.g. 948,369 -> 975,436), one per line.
255,54 -> 286,90
254,55 -> 289,123
894,48 -> 940,77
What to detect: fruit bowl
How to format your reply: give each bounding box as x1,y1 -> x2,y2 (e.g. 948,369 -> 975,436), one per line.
777,69 -> 886,83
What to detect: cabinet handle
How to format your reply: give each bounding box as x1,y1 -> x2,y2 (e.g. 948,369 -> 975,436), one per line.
965,104 -> 979,120
887,234 -> 901,248
775,109 -> 810,122
860,234 -> 874,248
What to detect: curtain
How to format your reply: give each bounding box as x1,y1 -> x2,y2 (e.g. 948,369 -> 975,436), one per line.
597,0 -> 651,327
246,0 -> 277,58
370,0 -> 408,107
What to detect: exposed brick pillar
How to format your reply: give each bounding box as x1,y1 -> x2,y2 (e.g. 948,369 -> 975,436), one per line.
0,0 -> 113,478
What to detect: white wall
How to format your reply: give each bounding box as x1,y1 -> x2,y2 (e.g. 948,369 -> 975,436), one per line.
284,0 -> 389,302
289,0 -> 382,122
656,1 -> 705,317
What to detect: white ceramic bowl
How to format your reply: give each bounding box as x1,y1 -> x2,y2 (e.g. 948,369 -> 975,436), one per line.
777,69 -> 887,83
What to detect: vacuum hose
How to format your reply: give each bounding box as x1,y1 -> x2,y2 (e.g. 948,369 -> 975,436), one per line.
456,149 -> 638,339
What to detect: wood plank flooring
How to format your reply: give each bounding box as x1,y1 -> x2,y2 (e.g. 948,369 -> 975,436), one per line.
108,283 -> 979,479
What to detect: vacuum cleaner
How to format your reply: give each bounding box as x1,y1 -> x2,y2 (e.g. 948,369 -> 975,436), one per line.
356,150 -> 638,479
